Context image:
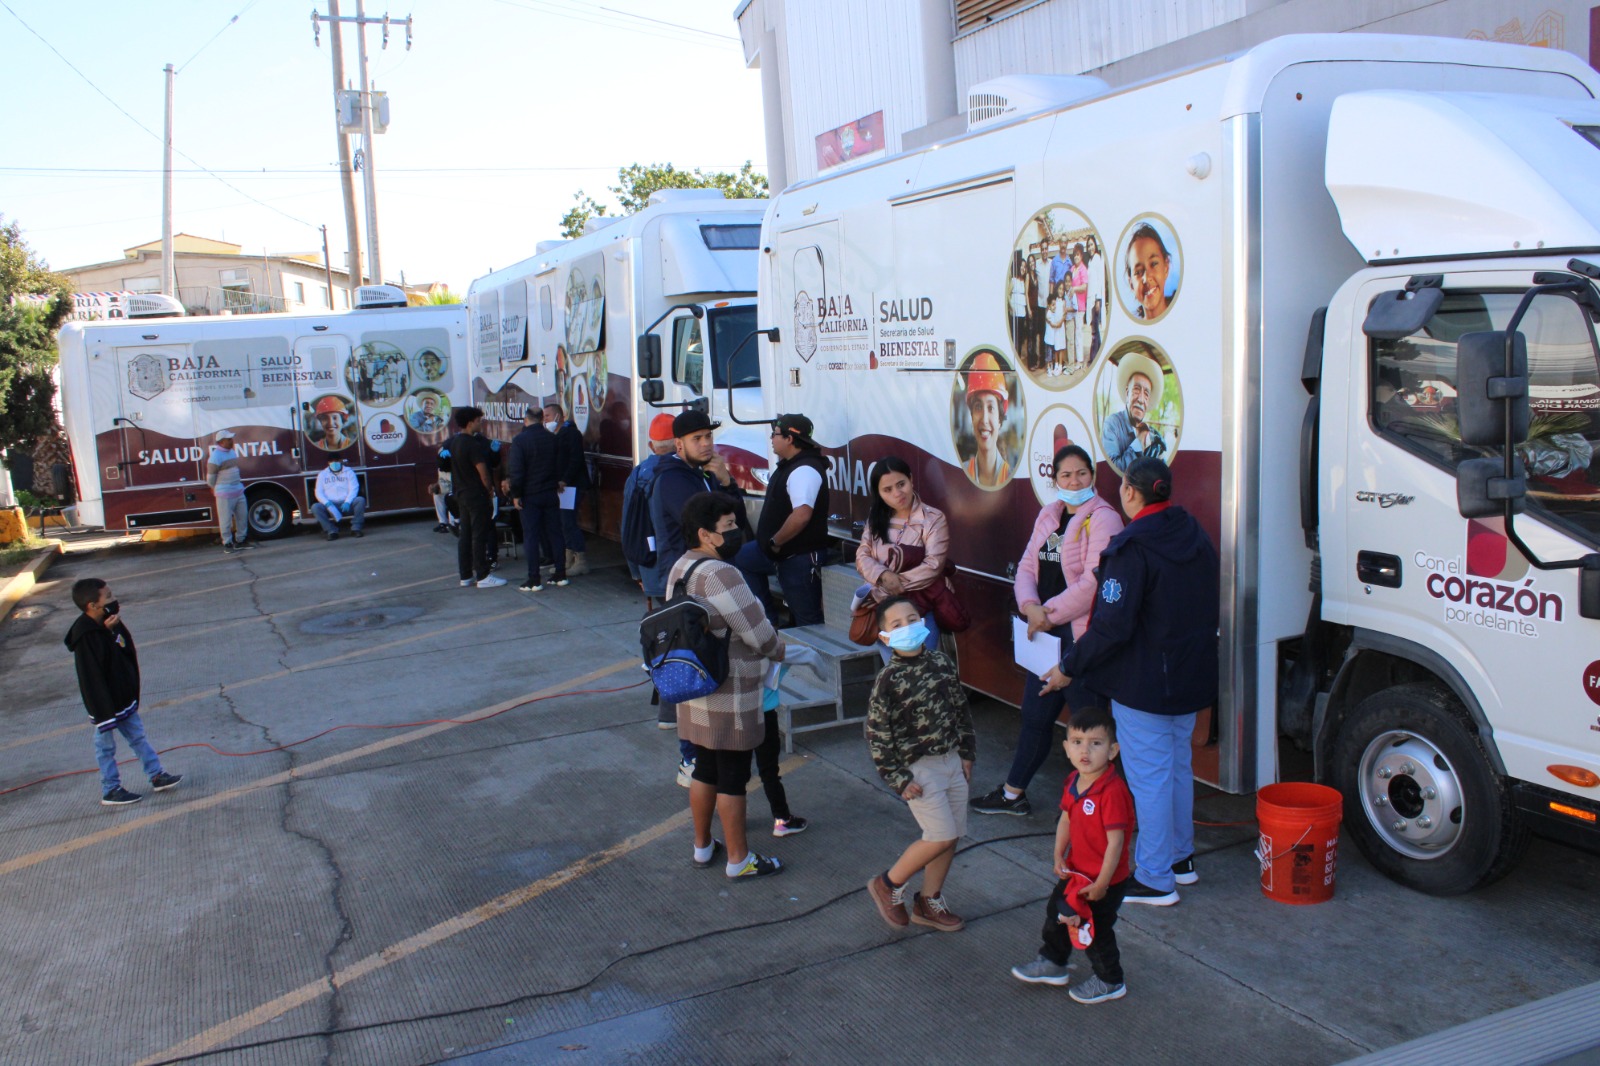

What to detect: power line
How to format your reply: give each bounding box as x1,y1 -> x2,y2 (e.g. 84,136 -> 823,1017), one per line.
487,0 -> 739,51
597,5 -> 741,41
0,0 -> 319,231
177,0 -> 263,74
1,164 -> 767,175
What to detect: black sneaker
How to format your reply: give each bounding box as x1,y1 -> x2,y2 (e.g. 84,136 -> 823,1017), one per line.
326,532 -> 339,542
1172,855 -> 1198,886
773,816 -> 809,837
727,852 -> 784,879
237,540 -> 258,550
1122,877 -> 1180,906
150,772 -> 183,792
433,523 -> 449,533
351,530 -> 364,538
970,786 -> 1032,816
101,787 -> 142,806
222,543 -> 236,555
518,580 -> 543,592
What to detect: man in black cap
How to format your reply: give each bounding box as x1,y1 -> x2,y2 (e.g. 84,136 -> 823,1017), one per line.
735,413 -> 828,627
647,410 -> 752,581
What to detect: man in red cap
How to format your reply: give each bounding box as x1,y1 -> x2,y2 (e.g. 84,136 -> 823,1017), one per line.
623,413 -> 678,609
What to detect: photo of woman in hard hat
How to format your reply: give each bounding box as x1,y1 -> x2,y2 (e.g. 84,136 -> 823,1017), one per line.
303,393 -> 358,451
950,346 -> 1025,490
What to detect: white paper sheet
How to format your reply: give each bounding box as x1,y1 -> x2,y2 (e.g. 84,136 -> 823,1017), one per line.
1012,616 -> 1061,677
558,487 -> 577,509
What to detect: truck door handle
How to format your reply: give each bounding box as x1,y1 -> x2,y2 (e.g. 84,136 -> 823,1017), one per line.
1357,551 -> 1402,588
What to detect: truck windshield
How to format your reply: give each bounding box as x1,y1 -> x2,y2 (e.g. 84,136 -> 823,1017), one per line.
708,305 -> 760,390
1371,289 -> 1600,544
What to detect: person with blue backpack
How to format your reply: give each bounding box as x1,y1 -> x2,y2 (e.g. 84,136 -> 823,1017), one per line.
667,491 -> 788,879
621,413 -> 678,610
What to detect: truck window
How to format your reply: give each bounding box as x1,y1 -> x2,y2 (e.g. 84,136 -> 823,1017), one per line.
708,305 -> 759,389
672,316 -> 704,394
539,284 -> 553,330
700,224 -> 761,251
1371,289 -> 1600,543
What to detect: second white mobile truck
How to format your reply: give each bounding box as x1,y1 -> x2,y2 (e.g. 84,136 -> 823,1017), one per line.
746,34 -> 1600,893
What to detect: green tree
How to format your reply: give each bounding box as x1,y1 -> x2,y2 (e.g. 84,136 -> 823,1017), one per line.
0,217 -> 71,457
559,162 -> 768,239
426,289 -> 461,305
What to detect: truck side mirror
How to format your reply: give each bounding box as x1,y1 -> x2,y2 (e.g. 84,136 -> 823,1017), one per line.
1456,331 -> 1530,446
1581,554 -> 1600,621
637,334 -> 662,379
640,379 -> 664,403
1456,456 -> 1526,518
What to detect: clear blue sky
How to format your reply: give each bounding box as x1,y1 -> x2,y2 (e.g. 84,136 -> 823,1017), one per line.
0,0 -> 766,293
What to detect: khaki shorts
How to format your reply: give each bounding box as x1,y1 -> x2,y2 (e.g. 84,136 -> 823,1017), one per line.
905,750 -> 969,842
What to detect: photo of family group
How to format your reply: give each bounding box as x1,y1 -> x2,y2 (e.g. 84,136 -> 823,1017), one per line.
1006,204 -> 1110,390
1092,338 -> 1184,473
949,346 -> 1026,490
344,342 -> 410,406
564,255 -> 606,356
1114,214 -> 1182,324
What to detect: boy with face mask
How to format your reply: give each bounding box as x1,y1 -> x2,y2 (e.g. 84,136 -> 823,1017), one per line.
863,596 -> 976,932
64,578 -> 181,806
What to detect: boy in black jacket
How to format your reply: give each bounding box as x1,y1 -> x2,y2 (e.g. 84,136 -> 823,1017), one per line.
64,578 -> 181,806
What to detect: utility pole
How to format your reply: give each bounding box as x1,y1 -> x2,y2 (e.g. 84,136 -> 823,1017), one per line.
311,4 -> 410,290
322,0 -> 362,296
320,225 -> 335,306
161,63 -> 176,297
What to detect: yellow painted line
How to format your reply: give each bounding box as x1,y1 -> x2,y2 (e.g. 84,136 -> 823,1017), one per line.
0,657 -> 640,879
3,576 -> 460,752
137,752 -> 812,1066
136,544 -> 425,607
140,573 -> 452,648
144,603 -> 544,710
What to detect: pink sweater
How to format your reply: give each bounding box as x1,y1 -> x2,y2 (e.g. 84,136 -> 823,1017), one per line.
1013,494 -> 1122,639
856,500 -> 950,600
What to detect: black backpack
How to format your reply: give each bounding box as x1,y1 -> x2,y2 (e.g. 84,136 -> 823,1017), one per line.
640,558 -> 730,703
620,461 -> 659,568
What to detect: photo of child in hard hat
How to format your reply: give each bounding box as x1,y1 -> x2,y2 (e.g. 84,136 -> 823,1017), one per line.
950,347 -> 1025,490
303,394 -> 358,451
1093,339 -> 1184,474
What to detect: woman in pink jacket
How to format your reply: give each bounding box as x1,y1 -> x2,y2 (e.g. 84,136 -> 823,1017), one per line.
855,456 -> 951,655
971,444 -> 1123,816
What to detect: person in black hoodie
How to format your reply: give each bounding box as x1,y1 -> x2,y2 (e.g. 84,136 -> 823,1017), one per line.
507,408 -> 567,591
1040,457 -> 1218,906
64,578 -> 181,806
545,402 -> 593,576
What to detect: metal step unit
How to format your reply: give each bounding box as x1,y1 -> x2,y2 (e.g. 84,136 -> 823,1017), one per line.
1338,980 -> 1600,1066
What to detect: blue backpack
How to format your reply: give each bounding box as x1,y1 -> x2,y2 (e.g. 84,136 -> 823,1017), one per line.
620,461 -> 659,568
640,558 -> 730,703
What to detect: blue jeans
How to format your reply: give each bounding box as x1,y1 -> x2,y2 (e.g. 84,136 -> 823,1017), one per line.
1004,670 -> 1067,792
313,497 -> 366,533
1111,701 -> 1197,892
561,489 -> 586,553
95,712 -> 164,794
733,541 -> 824,627
519,495 -> 565,583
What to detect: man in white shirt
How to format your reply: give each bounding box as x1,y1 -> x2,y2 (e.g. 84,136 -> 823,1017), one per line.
312,460 -> 366,541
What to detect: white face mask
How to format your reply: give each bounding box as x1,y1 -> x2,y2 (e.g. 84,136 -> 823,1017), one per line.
544,420 -> 559,431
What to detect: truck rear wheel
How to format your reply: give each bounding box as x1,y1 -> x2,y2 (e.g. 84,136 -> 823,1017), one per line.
246,486 -> 296,540
1330,683 -> 1527,895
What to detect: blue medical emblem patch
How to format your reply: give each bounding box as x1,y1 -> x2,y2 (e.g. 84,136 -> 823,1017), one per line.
1101,578 -> 1123,604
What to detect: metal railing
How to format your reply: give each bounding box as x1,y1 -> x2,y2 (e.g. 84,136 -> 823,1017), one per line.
175,286 -> 289,316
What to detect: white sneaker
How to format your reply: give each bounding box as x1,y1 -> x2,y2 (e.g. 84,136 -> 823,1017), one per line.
459,578 -> 476,588
475,574 -> 507,588
676,759 -> 695,788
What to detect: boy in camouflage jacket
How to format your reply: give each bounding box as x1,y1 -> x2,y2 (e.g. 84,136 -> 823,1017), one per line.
864,596 -> 976,932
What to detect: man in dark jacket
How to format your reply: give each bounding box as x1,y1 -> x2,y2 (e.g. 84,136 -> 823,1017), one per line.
545,402 -> 593,576
1041,457 -> 1218,905
446,406 -> 507,589
735,413 -> 829,626
508,407 -> 567,591
64,578 -> 181,806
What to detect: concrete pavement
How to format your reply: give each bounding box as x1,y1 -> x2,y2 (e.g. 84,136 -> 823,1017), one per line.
0,518 -> 1596,1065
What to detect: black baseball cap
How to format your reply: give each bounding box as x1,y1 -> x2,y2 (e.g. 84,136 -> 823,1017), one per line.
772,413 -> 817,446
672,410 -> 722,437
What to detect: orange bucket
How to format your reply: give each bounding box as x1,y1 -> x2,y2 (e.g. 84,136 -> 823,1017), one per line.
1256,782 -> 1343,905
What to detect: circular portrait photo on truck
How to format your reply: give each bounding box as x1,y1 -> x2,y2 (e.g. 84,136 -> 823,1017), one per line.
302,393 -> 359,452
1008,204 -> 1110,391
949,346 -> 1025,491
345,342 -> 410,406
1114,214 -> 1183,325
412,345 -> 449,384
1025,404 -> 1097,507
404,388 -> 451,438
1093,338 -> 1184,474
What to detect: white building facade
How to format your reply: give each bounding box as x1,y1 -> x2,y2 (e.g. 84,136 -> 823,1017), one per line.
736,0 -> 1600,189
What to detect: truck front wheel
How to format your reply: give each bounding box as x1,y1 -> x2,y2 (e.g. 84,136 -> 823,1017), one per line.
245,486 -> 296,540
1330,683 -> 1527,895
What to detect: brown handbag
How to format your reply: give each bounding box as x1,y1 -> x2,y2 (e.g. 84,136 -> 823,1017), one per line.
848,599 -> 879,645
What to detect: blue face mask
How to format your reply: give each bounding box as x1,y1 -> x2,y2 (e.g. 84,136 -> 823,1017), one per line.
1056,485 -> 1096,506
883,622 -> 930,652
329,461 -> 343,472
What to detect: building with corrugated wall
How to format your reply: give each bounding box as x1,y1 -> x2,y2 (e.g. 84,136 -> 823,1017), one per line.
736,0 -> 1600,189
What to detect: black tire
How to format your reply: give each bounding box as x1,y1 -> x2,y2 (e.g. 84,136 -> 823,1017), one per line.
1330,683 -> 1528,895
245,486 -> 296,540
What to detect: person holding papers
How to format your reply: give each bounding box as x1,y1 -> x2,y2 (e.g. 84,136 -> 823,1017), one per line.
971,445 -> 1120,817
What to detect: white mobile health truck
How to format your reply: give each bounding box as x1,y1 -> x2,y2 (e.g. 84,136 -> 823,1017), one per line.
751,34 -> 1600,893
466,189 -> 768,538
59,286 -> 471,538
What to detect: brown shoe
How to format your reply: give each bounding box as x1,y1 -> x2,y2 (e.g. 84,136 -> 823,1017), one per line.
910,892 -> 965,932
866,875 -> 909,928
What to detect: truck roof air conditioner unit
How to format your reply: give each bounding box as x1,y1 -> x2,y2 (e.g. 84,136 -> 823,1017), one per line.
967,74 -> 1110,130
646,188 -> 727,207
124,293 -> 186,319
354,284 -> 409,309
535,240 -> 568,254
583,216 -> 624,235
